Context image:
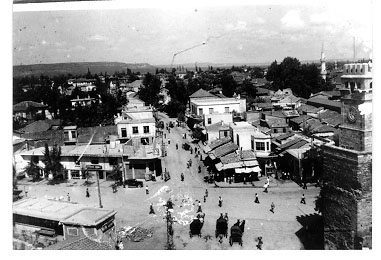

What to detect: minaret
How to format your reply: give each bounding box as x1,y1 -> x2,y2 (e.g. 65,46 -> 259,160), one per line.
320,43 -> 327,81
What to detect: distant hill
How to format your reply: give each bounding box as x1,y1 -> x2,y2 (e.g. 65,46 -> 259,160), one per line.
13,62 -> 157,78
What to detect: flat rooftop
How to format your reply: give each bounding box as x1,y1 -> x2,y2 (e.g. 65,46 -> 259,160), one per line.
62,208 -> 117,226
13,197 -> 84,221
13,197 -> 117,226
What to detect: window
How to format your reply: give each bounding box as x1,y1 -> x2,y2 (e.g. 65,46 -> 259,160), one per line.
207,118 -> 212,124
199,108 -> 203,115
109,157 -> 118,165
283,128 -> 286,133
236,134 -> 240,147
141,137 -> 149,145
225,107 -> 230,113
64,131 -> 69,140
132,127 -> 138,134
370,82 -> 372,89
121,128 -> 127,137
266,142 -> 269,151
67,227 -> 79,236
256,142 -> 265,151
71,131 -> 76,138
91,158 -> 99,164
71,170 -> 80,179
273,129 -> 278,133
224,131 -> 228,137
144,126 -> 149,133
209,108 -> 214,114
251,140 -> 254,150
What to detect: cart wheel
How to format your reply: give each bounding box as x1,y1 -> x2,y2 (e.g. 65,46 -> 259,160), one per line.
229,237 -> 233,246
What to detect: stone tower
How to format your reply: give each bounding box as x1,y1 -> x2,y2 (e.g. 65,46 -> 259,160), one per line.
320,45 -> 327,81
320,61 -> 372,249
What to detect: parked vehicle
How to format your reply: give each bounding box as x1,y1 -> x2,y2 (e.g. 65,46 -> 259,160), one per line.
189,218 -> 203,238
215,217 -> 228,238
229,225 -> 243,246
124,179 -> 143,188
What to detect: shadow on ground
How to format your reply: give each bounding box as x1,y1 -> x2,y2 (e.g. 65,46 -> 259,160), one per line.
296,213 -> 324,250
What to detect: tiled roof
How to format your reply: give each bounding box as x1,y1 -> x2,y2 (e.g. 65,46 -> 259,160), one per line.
189,89 -> 216,98
282,110 -> 299,117
306,97 -> 341,110
250,103 -> 273,109
275,133 -> 295,142
319,110 -> 342,127
303,118 -> 322,131
220,150 -> 256,164
278,138 -> 308,150
312,124 -> 337,134
289,115 -> 312,125
250,120 -> 271,134
279,94 -> 300,104
208,137 -> 232,150
18,119 -> 62,134
297,104 -> 324,114
45,237 -> 112,250
266,117 -> 288,128
206,121 -> 231,132
13,101 -> 47,112
211,142 -> 239,158
255,87 -> 271,95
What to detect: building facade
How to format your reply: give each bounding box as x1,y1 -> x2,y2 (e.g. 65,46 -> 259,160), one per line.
321,62 -> 372,249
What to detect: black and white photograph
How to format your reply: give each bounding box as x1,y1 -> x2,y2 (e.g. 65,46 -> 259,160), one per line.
10,0 -> 375,251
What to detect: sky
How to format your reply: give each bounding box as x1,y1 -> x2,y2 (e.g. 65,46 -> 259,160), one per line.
13,0 -> 373,66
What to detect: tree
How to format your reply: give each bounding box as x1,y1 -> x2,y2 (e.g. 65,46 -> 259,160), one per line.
24,158 -> 41,182
42,144 -> 64,179
221,74 -> 237,97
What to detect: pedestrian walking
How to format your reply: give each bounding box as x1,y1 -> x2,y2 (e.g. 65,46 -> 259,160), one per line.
300,194 -> 306,204
190,147 -> 193,154
195,147 -> 198,153
257,237 -> 263,250
164,133 -> 166,139
203,195 -> 206,203
145,185 -> 149,195
224,213 -> 229,222
168,139 -> 170,144
198,165 -> 201,173
219,213 -> 224,220
67,193 -> 70,202
239,220 -> 246,233
205,189 -> 208,197
86,188 -> 90,198
181,172 -> 184,182
176,142 -> 178,150
263,182 -> 269,193
303,181 -> 308,190
218,196 -> 223,207
197,201 -> 202,213
254,193 -> 260,204
149,203 -> 155,214
270,202 -> 275,213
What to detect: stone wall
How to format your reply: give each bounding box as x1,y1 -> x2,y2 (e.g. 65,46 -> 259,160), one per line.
321,145 -> 372,249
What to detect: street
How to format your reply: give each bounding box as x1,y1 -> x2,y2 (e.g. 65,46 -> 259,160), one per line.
17,112 -> 321,250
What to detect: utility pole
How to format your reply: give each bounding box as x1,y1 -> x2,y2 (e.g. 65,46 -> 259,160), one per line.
165,208 -> 174,250
96,170 -> 103,208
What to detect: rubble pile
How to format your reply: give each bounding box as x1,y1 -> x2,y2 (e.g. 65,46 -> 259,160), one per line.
118,226 -> 153,242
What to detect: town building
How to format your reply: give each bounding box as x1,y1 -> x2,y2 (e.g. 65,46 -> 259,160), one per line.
13,101 -> 47,121
13,197 -> 117,244
188,89 -> 246,126
205,121 -> 231,142
230,122 -> 256,151
19,141 -> 162,181
115,106 -> 156,144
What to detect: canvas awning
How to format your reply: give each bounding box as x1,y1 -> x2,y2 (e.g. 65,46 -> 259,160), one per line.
235,166 -> 261,173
